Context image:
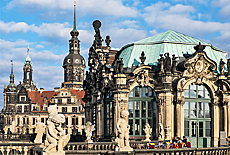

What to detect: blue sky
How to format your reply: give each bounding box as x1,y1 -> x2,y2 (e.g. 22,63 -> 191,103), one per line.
0,0 -> 230,109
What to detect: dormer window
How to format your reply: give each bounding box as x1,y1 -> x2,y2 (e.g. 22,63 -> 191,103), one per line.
20,96 -> 26,102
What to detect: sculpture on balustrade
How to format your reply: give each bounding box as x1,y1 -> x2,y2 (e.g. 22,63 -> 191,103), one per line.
84,121 -> 94,143
116,110 -> 133,151
158,123 -> 164,141
144,123 -> 152,142
34,119 -> 45,143
43,105 -> 70,155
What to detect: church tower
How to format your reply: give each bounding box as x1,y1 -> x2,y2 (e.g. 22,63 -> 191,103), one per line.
62,1 -> 86,90
3,60 -> 17,110
22,47 -> 37,91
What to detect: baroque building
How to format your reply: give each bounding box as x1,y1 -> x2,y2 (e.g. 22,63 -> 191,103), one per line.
83,20 -> 229,147
1,3 -> 85,140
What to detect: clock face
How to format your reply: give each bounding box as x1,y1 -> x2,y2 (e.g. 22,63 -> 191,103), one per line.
67,59 -> 71,63
75,59 -> 79,63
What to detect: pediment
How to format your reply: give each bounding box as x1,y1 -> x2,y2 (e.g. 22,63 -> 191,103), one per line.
182,44 -> 217,80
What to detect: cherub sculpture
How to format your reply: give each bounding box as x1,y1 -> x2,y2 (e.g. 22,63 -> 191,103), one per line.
116,110 -> 133,151
144,123 -> 152,142
34,118 -> 46,143
85,121 -> 94,143
43,105 -> 70,154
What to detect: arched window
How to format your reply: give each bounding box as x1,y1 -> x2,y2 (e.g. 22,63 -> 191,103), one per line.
184,84 -> 211,148
128,86 -> 156,137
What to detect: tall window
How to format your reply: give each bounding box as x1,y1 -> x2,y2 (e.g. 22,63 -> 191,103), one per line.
184,84 -> 211,147
129,86 -> 156,137
104,90 -> 114,136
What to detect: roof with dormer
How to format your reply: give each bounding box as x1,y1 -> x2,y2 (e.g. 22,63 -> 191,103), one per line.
119,30 -> 227,70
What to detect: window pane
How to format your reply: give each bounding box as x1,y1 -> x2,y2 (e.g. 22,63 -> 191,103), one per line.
197,90 -> 204,98
205,121 -> 210,128
129,119 -> 133,135
184,89 -> 189,97
204,88 -> 210,98
128,102 -> 133,118
184,109 -> 189,118
184,129 -> 189,136
129,90 -> 133,97
142,119 -> 146,135
142,87 -> 146,97
135,119 -> 140,135
191,121 -> 197,137
205,129 -> 211,137
190,102 -> 196,110
135,101 -> 140,117
142,102 -> 146,117
184,102 -> 189,109
135,87 -> 140,97
205,110 -> 210,118
184,121 -> 189,128
147,87 -> 152,97
205,103 -> 210,111
198,102 -> 204,118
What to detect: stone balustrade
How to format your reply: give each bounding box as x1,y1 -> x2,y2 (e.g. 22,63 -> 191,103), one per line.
0,141 -> 229,155
0,143 -> 34,155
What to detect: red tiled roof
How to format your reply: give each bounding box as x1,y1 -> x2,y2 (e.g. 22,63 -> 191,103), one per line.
70,89 -> 85,104
27,90 -> 58,106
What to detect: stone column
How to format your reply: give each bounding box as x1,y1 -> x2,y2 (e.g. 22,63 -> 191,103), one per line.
228,103 -> 230,137
175,102 -> 181,138
223,103 -> 227,135
165,92 -> 173,140
213,104 -> 219,147
112,74 -> 129,135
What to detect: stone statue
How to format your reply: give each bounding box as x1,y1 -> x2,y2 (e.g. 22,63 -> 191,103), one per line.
116,110 -> 133,151
164,53 -> 171,72
219,58 -> 225,75
164,125 -> 171,140
171,54 -> 178,73
227,59 -> 230,76
115,59 -> 123,74
43,105 -> 70,155
84,121 -> 94,143
34,119 -> 46,143
158,123 -> 164,141
144,123 -> 152,142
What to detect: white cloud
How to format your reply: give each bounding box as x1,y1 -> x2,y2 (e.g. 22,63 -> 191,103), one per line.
212,0 -> 230,20
118,20 -> 139,28
6,0 -> 138,18
0,21 -> 30,33
103,28 -> 147,47
142,1 -> 230,52
149,29 -> 158,36
35,45 -> 44,49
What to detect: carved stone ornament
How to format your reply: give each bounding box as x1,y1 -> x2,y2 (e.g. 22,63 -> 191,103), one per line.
183,51 -> 216,83
84,121 -> 94,143
135,70 -> 150,86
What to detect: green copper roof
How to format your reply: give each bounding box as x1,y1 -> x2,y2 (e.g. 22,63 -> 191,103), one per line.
119,30 -> 226,71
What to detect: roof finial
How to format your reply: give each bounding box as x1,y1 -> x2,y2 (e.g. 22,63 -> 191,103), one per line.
74,0 -> 76,30
26,46 -> 31,62
11,60 -> 13,74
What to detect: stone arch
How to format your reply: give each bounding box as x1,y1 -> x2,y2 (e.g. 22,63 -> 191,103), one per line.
177,77 -> 218,104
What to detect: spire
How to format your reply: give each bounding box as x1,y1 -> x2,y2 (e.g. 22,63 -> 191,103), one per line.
10,60 -> 14,83
25,46 -> 31,62
69,0 -> 80,53
74,0 -> 76,30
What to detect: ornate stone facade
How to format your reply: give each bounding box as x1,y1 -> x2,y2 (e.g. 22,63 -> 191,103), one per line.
83,20 -> 229,147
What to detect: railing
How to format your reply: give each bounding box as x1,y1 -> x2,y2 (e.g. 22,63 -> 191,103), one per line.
0,141 -> 229,155
0,134 -> 35,142
0,143 -> 35,155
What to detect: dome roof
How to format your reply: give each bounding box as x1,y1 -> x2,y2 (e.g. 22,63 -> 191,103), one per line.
119,30 -> 226,69
63,53 -> 85,67
7,83 -> 17,91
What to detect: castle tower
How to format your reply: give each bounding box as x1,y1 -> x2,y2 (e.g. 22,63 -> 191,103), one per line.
62,1 -> 86,90
22,47 -> 37,91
